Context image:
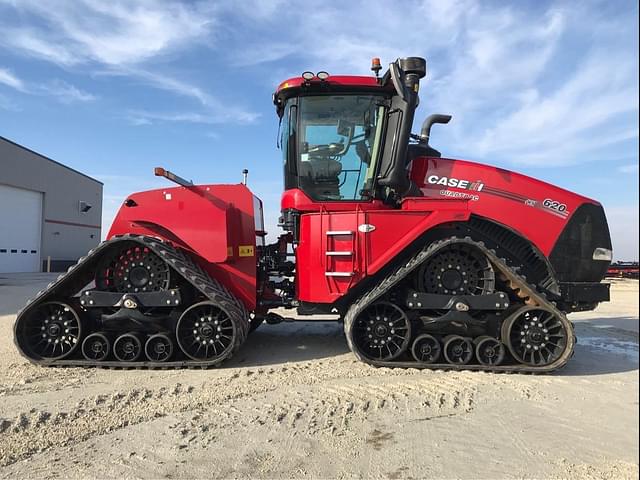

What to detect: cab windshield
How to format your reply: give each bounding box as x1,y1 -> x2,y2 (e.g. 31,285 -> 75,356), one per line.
281,94 -> 386,201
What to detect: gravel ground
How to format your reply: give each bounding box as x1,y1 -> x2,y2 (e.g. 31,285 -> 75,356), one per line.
0,274 -> 637,479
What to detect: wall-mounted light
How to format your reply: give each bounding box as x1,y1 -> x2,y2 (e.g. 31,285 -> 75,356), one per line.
79,201 -> 92,213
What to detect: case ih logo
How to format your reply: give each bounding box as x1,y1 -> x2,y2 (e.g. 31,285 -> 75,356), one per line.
427,175 -> 485,191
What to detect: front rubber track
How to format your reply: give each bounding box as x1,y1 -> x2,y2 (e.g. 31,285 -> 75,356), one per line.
13,234 -> 250,369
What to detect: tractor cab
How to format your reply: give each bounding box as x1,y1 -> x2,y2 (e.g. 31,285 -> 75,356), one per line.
274,57 -> 434,212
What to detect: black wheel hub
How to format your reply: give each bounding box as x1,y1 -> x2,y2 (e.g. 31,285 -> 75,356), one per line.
176,302 -> 236,361
17,302 -> 81,360
503,307 -> 568,366
145,334 -> 174,362
444,336 -> 474,364
96,245 -> 170,293
81,333 -> 110,361
129,266 -> 150,287
441,269 -> 463,291
411,334 -> 441,363
113,333 -> 142,362
418,244 -> 495,296
91,340 -> 105,354
475,337 -> 505,366
352,302 -> 412,361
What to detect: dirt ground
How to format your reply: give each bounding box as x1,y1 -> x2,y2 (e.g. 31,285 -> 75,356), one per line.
0,274 -> 637,479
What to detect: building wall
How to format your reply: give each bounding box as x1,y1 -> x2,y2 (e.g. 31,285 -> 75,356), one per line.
0,137 -> 102,270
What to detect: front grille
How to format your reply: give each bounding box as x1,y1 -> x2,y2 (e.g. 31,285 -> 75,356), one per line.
550,203 -> 612,282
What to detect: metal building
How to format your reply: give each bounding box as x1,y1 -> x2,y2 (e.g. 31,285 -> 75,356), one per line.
0,136 -> 102,273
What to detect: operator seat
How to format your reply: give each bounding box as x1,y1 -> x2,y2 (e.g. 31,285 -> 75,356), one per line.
299,157 -> 342,200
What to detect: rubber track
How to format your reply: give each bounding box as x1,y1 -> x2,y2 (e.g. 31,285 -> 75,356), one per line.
13,234 -> 250,369
343,236 -> 576,374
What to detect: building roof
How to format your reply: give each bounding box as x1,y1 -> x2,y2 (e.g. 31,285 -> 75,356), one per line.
0,135 -> 103,185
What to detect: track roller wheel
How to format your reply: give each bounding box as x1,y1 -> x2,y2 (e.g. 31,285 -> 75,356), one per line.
176,301 -> 238,361
474,336 -> 505,366
15,301 -> 82,360
443,335 -> 474,365
502,306 -> 570,367
81,332 -> 111,361
113,333 -> 142,362
145,333 -> 174,362
411,334 -> 441,363
349,301 -> 412,361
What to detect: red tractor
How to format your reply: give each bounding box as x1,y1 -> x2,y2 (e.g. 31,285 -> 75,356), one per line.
15,57 -> 612,372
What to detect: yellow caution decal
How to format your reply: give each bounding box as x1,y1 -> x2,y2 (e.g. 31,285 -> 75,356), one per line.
238,245 -> 255,257
227,246 -> 233,258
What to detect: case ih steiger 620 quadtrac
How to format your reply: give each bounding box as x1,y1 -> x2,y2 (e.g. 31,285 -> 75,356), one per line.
15,57 -> 612,373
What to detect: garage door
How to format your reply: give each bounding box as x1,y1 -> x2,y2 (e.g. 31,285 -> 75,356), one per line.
0,184 -> 43,273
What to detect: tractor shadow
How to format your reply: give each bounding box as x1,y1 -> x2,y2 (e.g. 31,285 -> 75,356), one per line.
228,317 -> 639,377
558,319 -> 638,376
228,320 -> 350,367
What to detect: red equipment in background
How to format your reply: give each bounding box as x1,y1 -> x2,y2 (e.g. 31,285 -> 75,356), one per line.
15,56 -> 612,373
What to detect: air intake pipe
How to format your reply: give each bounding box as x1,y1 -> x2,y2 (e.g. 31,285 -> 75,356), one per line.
377,57 -> 426,199
420,114 -> 452,143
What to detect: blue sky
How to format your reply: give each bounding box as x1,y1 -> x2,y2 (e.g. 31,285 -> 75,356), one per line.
0,0 -> 638,259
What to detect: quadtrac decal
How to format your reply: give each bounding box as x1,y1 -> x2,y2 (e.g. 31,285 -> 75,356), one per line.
425,175 -> 484,201
422,174 -> 570,219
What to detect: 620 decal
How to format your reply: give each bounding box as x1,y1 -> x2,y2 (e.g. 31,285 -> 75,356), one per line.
543,198 -> 568,214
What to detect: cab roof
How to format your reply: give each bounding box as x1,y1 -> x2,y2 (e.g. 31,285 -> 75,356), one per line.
275,75 -> 382,94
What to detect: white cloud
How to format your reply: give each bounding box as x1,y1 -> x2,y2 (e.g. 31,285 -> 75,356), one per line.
605,205 -> 640,261
37,80 -> 96,103
0,0 -> 213,66
0,67 -> 25,91
0,0 -> 258,124
0,66 -> 97,103
618,163 -> 639,174
126,108 -> 259,126
471,51 -> 639,165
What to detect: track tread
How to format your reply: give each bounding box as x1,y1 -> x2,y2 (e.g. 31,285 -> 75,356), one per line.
14,234 -> 249,369
343,236 -> 575,374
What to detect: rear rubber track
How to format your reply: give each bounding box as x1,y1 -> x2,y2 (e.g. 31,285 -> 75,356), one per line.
13,234 -> 249,369
343,236 -> 576,374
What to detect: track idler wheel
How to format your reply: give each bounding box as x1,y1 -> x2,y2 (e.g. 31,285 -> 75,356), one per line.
145,333 -> 174,362
474,336 -> 505,366
502,306 -> 570,367
350,301 -> 412,361
443,335 -> 474,365
81,332 -> 111,361
15,301 -> 82,360
411,334 -> 441,363
176,301 -> 238,362
113,333 -> 142,362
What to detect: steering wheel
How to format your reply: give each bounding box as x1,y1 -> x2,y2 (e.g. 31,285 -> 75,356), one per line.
308,143 -> 345,156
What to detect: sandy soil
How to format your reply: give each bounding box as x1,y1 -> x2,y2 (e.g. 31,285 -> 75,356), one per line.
0,275 -> 637,479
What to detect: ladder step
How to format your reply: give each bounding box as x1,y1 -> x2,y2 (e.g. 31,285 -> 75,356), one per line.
325,272 -> 354,277
326,230 -> 353,236
326,251 -> 353,256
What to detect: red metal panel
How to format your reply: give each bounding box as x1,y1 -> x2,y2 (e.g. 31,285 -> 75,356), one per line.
364,202 -> 470,275
410,157 -> 598,256
281,188 -> 389,213
296,210 -> 366,302
296,205 -> 469,304
108,184 -> 258,310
